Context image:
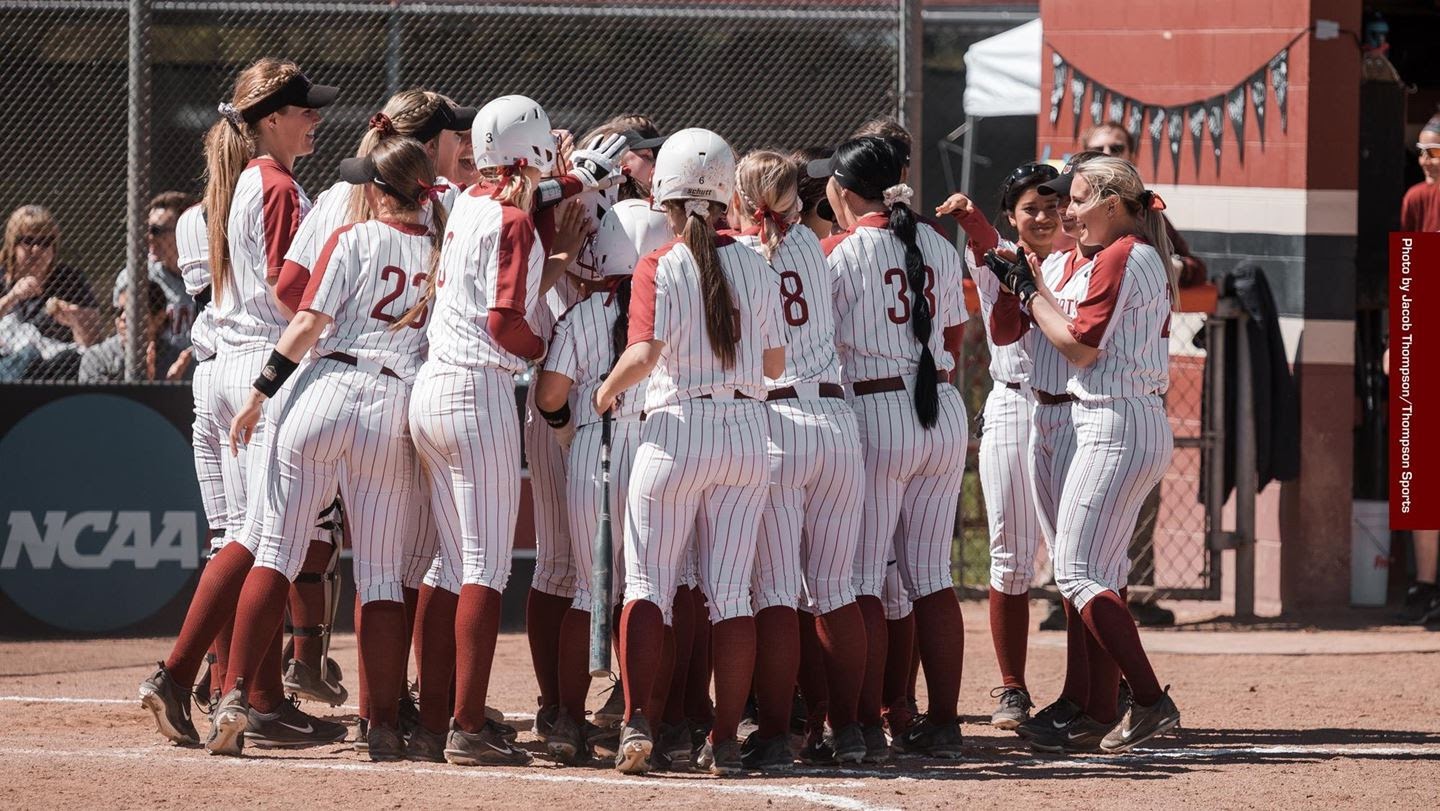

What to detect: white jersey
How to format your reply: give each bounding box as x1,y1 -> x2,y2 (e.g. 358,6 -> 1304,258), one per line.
953,208 -> 1030,385
544,289 -> 648,426
176,204 -> 216,361
627,235 -> 783,409
300,219 -> 433,381
734,225 -> 841,388
216,157 -> 310,349
111,260 -> 196,350
426,185 -> 547,372
1053,235 -> 1171,403
825,212 -> 967,384
1018,248 -> 1093,396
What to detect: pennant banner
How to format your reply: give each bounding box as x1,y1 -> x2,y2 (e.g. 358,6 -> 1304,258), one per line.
1070,70 -> 1087,135
1049,52 -> 1066,125
1125,102 -> 1146,151
1227,84 -> 1247,163
1249,69 -> 1268,147
1107,93 -> 1126,125
1206,96 -> 1224,174
1167,106 -> 1184,182
1147,105 -> 1166,178
1187,104 -> 1206,173
1090,86 -> 1107,128
1270,49 -> 1289,133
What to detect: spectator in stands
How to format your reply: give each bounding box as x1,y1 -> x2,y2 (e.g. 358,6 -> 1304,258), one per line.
80,279 -> 186,383
1400,113 -> 1440,232
110,191 -> 197,352
0,205 -> 100,380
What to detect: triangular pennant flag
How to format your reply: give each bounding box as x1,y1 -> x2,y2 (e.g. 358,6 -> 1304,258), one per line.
1049,52 -> 1067,125
1167,106 -> 1184,182
1206,95 -> 1225,174
1187,105 -> 1206,175
1270,49 -> 1289,133
1147,106 -> 1166,178
1090,86 -> 1107,127
1126,102 -> 1146,153
1249,69 -> 1268,147
1107,93 -> 1126,124
1227,83 -> 1247,163
1071,70 -> 1087,134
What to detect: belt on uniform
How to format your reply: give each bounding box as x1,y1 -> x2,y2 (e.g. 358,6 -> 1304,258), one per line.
851,376 -> 907,396
1003,381 -> 1021,390
697,391 -> 753,401
322,351 -> 400,380
767,383 -> 845,401
1032,388 -> 1075,406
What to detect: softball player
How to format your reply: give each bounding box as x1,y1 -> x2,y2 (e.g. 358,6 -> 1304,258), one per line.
140,58 -> 339,751
729,150 -> 866,769
991,156 -> 1181,753
215,139 -> 443,761
934,162 -> 1061,730
531,197 -> 672,764
813,135 -> 968,760
408,95 -> 562,768
593,128 -> 785,777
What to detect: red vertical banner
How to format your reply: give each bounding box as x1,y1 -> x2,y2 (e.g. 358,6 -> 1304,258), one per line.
1392,232 -> 1440,529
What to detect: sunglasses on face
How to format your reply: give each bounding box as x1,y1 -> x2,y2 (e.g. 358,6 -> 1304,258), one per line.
17,235 -> 55,249
1416,143 -> 1440,159
147,224 -> 175,237
1091,143 -> 1129,156
1002,162 -> 1059,194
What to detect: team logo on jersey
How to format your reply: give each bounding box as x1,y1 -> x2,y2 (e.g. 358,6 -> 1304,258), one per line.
0,394 -> 204,632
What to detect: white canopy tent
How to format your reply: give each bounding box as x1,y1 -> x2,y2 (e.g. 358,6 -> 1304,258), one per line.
950,18 -> 1041,194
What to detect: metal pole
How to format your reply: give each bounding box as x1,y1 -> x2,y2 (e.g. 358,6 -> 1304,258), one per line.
959,114 -> 976,195
124,0 -> 152,381
1234,310 -> 1258,618
898,0 -> 923,201
1204,309 -> 1228,599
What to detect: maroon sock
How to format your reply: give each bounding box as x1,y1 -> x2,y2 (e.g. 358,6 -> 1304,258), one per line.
287,540 -> 334,668
1083,621 -> 1123,723
360,600 -> 408,727
855,596 -> 888,726
664,586 -> 696,726
709,616 -> 756,743
649,624 -> 676,727
619,600 -> 665,721
1059,599 -> 1090,705
526,588 -> 572,709
415,585 -> 458,734
557,608 -> 592,724
685,595 -> 714,723
353,594 -> 368,721
989,588 -> 1030,691
913,589 -> 963,724
1080,590 -> 1162,706
883,614 -> 915,722
753,606 -> 799,738
453,584 -> 503,733
250,617 -> 287,713
224,566 -> 291,712
210,609 -> 234,702
815,603 -> 865,729
907,631 -> 921,703
796,610 -> 830,728
403,586 -> 420,682
164,543 -> 254,689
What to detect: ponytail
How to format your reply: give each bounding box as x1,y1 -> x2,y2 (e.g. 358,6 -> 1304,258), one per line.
1138,207 -> 1179,308
734,150 -> 800,262
609,276 -> 633,368
889,201 -> 939,428
666,200 -> 737,369
202,117 -> 254,307
346,90 -> 448,224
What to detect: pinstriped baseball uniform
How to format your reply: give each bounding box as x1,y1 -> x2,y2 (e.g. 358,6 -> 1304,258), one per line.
410,184 -> 546,593
247,220 -> 432,604
214,158 -> 311,547
880,556 -> 912,620
624,235 -> 783,624
542,290 -> 649,611
826,212 -> 969,603
734,226 -> 863,616
1049,236 -> 1173,609
524,279 -> 585,599
952,207 -> 1046,595
176,204 -> 226,545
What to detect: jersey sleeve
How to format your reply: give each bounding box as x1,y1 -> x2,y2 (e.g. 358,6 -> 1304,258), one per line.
490,206 -> 540,313
1068,237 -> 1135,350
298,225 -> 356,315
258,163 -> 303,284
759,263 -> 783,351
827,242 -> 858,325
954,206 -> 1000,265
542,308 -> 581,381
176,207 -> 210,296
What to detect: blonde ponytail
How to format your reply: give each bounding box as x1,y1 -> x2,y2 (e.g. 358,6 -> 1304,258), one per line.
345,89 -> 449,223
734,150 -> 800,262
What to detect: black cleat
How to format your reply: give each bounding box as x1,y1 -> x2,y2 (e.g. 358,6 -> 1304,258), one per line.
1062,713 -> 1119,754
614,713 -> 653,774
1101,688 -> 1180,753
696,736 -> 744,776
829,723 -> 867,765
445,719 -> 533,766
367,723 -> 406,762
406,726 -> 447,762
282,658 -> 349,707
205,683 -> 247,756
1016,697 -> 1082,741
546,709 -> 589,766
799,726 -> 837,765
989,687 -> 1034,730
655,721 -> 692,767
139,662 -> 200,747
593,680 -> 625,729
894,716 -> 964,759
740,730 -> 793,771
533,702 -> 560,743
861,724 -> 890,763
245,695 -> 348,749
1394,583 -> 1440,625
398,687 -> 421,737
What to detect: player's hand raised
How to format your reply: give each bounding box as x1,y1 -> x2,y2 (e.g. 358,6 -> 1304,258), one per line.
935,193 -> 976,219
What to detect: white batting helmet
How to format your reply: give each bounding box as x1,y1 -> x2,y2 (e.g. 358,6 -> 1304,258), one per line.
472,95 -> 556,173
651,127 -> 734,206
587,199 -> 674,278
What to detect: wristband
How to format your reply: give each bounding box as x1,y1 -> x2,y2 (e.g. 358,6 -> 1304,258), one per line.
539,401 -> 571,429
253,349 -> 298,398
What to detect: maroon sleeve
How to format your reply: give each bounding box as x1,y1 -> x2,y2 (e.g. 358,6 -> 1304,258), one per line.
486,309 -> 544,360
1068,237 -> 1133,348
954,207 -> 999,264
626,251 -> 661,345
943,323 -> 964,354
493,206 -> 539,313
988,289 -> 1030,346
257,162 -> 302,284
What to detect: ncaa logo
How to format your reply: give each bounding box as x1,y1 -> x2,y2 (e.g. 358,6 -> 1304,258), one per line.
0,394 -> 204,632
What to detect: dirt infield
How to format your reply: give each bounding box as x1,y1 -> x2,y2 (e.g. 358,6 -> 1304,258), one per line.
3,605 -> 1438,809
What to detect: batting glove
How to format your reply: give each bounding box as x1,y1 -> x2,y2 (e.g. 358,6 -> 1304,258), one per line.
985,248 -> 1039,308
569,133 -> 629,191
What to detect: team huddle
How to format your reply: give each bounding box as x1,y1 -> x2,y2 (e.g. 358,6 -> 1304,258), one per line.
137,57 -> 1181,776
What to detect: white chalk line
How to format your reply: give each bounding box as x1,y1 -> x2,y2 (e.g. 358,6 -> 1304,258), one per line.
0,695 -> 535,720
0,746 -> 894,811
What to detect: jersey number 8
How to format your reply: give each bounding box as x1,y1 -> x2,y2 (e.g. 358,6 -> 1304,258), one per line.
779,270 -> 809,327
370,265 -> 428,329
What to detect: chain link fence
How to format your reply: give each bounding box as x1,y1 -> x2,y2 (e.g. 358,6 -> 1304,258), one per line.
1,0 -> 903,382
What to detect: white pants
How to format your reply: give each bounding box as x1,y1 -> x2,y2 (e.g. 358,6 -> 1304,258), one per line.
403,461 -> 440,591
755,397 -> 864,615
980,382 -> 1046,595
567,418 -> 642,612
851,385 -> 968,602
526,389 -> 575,598
1053,396 -> 1173,609
624,399 -> 769,624
190,357 -> 228,550
410,362 -> 522,593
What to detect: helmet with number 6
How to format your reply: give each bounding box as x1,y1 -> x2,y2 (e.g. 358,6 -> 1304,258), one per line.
651,127 -> 734,206
587,199 -> 673,278
472,95 -> 556,172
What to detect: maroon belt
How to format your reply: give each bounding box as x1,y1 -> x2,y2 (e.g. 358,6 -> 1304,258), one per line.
1003,381 -> 1021,390
323,351 -> 400,380
1032,388 -> 1075,406
851,377 -> 907,396
767,383 -> 845,401
697,391 -> 753,401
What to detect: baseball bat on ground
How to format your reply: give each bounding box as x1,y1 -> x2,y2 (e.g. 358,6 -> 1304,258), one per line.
589,410 -> 614,677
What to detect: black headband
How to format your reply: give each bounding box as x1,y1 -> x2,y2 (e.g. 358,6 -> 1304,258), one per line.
241,73 -> 340,124
411,102 -> 478,145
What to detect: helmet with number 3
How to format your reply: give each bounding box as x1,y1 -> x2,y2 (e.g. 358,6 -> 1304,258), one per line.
651,127 -> 734,206
472,95 -> 556,173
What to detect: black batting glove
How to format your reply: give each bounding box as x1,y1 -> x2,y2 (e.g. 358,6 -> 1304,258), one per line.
985,248 -> 1039,308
